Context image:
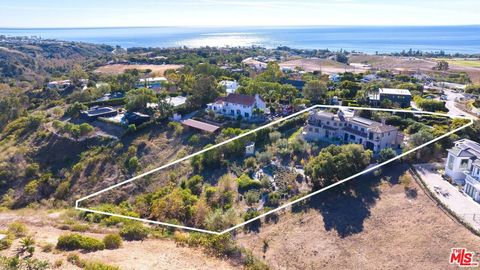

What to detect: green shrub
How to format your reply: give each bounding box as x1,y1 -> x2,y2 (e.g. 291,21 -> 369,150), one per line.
8,222 -> 28,237
54,180 -> 70,200
24,180 -> 39,197
41,243 -> 54,252
126,157 -> 139,172
71,224 -> 89,232
236,174 -> 261,191
84,260 -> 120,270
79,123 -> 94,136
0,233 -> 13,250
67,253 -> 85,268
127,124 -> 137,133
56,233 -> 105,251
119,223 -> 149,241
103,234 -> 122,249
53,259 -> 63,268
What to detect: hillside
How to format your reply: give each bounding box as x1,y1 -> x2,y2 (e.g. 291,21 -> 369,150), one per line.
0,40 -> 113,85
236,164 -> 480,269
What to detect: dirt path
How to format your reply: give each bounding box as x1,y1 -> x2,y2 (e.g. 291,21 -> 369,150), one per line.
0,210 -> 236,270
236,164 -> 480,269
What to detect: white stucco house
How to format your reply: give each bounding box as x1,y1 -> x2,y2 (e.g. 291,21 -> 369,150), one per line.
207,93 -> 266,120
302,110 -> 403,153
445,139 -> 480,202
219,80 -> 239,94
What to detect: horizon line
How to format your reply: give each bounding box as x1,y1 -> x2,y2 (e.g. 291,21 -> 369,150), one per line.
1,24 -> 480,30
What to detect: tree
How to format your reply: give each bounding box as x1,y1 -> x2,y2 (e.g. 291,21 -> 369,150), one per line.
186,76 -> 221,109
335,53 -> 349,64
465,84 -> 480,95
65,102 -> 87,118
184,175 -> 204,196
378,148 -> 397,163
434,60 -> 449,71
407,129 -> 435,162
150,188 -> 198,223
69,65 -> 88,86
244,190 -> 260,206
303,80 -> 327,103
257,62 -> 283,83
205,208 -> 239,231
125,88 -> 158,113
117,72 -> 139,91
305,144 -> 372,189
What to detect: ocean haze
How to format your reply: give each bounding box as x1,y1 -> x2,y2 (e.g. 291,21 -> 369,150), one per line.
1,25 -> 479,54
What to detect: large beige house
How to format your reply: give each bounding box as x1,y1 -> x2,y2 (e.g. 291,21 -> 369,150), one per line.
302,110 -> 403,153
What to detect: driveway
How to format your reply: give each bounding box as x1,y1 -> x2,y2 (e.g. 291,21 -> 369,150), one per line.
443,89 -> 468,117
413,163 -> 480,231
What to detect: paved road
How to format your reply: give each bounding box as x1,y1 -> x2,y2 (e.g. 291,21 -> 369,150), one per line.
443,89 -> 467,117
413,163 -> 480,231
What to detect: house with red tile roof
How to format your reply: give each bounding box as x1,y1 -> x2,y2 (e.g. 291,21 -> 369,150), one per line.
207,93 -> 266,120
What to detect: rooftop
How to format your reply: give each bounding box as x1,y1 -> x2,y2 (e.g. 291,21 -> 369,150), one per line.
312,110 -> 397,133
139,77 -> 167,83
448,139 -> 480,158
181,119 -> 220,133
214,93 -> 261,107
379,88 -> 412,96
165,96 -> 187,107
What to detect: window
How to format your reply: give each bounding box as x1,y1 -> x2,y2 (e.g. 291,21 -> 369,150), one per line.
334,123 -> 337,126
460,159 -> 469,170
309,127 -> 313,132
315,128 -> 319,133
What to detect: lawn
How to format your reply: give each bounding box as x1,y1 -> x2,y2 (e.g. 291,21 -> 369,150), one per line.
436,58 -> 480,68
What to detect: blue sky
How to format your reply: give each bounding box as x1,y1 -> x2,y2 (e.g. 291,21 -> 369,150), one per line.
1,0 -> 479,28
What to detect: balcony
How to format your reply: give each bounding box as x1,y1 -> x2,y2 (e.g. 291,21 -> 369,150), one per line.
465,172 -> 480,186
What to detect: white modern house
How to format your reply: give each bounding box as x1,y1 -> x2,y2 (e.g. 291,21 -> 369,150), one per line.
302,110 -> 402,153
219,80 -> 239,94
47,80 -> 72,91
445,139 -> 480,202
207,93 -> 266,120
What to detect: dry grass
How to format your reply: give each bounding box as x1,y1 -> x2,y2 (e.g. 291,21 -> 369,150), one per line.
0,210 -> 236,270
349,54 -> 480,83
94,64 -> 183,75
279,58 -> 366,74
236,164 -> 480,270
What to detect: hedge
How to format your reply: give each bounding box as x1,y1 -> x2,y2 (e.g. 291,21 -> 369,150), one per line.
84,98 -> 126,107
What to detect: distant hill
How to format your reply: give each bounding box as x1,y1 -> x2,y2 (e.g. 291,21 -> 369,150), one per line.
0,40 -> 113,85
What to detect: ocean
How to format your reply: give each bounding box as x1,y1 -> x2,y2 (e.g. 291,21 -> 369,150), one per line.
1,25 -> 479,54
